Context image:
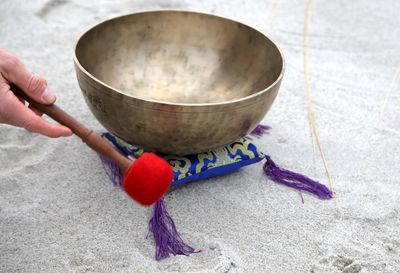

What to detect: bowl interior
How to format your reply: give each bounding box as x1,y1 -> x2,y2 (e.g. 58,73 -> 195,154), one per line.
75,11 -> 283,104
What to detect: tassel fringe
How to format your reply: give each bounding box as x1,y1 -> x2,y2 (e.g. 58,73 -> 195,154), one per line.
100,155 -> 199,260
148,198 -> 200,260
99,154 -> 123,186
263,155 -> 333,200
250,124 -> 272,138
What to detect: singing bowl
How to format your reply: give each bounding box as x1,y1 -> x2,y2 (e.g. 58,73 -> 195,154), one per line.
74,11 -> 284,155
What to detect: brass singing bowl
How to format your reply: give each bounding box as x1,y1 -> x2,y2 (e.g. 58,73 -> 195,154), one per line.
74,11 -> 284,155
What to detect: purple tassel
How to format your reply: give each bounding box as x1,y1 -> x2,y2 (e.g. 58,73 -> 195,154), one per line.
99,155 -> 199,260
263,155 -> 333,200
250,124 -> 271,138
99,155 -> 123,186
149,198 -> 200,260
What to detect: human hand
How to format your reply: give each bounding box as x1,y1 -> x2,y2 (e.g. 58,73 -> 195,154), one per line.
0,48 -> 72,137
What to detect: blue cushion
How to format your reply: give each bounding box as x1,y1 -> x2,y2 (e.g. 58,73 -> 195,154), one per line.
102,133 -> 265,188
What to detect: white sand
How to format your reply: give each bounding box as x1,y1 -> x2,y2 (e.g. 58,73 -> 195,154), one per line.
1,0 -> 400,272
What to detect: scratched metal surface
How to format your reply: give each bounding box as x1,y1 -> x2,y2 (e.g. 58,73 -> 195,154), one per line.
0,1 -> 399,273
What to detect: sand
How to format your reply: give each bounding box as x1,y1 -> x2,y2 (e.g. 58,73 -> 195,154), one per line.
1,0 -> 399,272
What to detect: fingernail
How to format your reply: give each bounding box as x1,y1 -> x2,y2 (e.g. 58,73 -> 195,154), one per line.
41,88 -> 56,104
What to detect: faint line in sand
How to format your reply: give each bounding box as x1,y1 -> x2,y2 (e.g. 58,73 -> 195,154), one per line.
378,63 -> 400,123
303,0 -> 334,195
266,0 -> 281,24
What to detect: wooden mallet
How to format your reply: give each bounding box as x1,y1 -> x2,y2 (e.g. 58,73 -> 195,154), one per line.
11,85 -> 173,206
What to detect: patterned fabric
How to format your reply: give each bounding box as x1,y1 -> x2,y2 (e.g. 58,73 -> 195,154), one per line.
102,133 -> 265,188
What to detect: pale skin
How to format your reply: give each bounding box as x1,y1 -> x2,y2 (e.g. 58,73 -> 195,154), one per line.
0,49 -> 72,137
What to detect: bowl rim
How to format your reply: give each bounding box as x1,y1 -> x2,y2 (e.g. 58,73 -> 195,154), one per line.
73,10 -> 285,107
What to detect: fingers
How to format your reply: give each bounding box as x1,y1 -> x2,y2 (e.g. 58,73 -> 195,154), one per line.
0,49 -> 72,138
0,49 -> 56,105
24,115 -> 73,138
0,89 -> 72,137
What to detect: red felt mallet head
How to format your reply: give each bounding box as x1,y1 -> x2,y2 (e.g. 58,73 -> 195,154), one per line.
123,153 -> 173,206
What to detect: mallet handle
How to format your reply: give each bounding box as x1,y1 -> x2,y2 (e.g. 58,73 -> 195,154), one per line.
11,84 -> 131,172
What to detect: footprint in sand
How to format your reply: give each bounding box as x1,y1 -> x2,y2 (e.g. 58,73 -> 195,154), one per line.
156,234 -> 241,273
311,255 -> 362,273
35,0 -> 70,19
0,129 -> 54,173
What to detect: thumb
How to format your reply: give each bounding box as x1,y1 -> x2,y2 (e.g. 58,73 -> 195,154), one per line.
22,75 -> 56,105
